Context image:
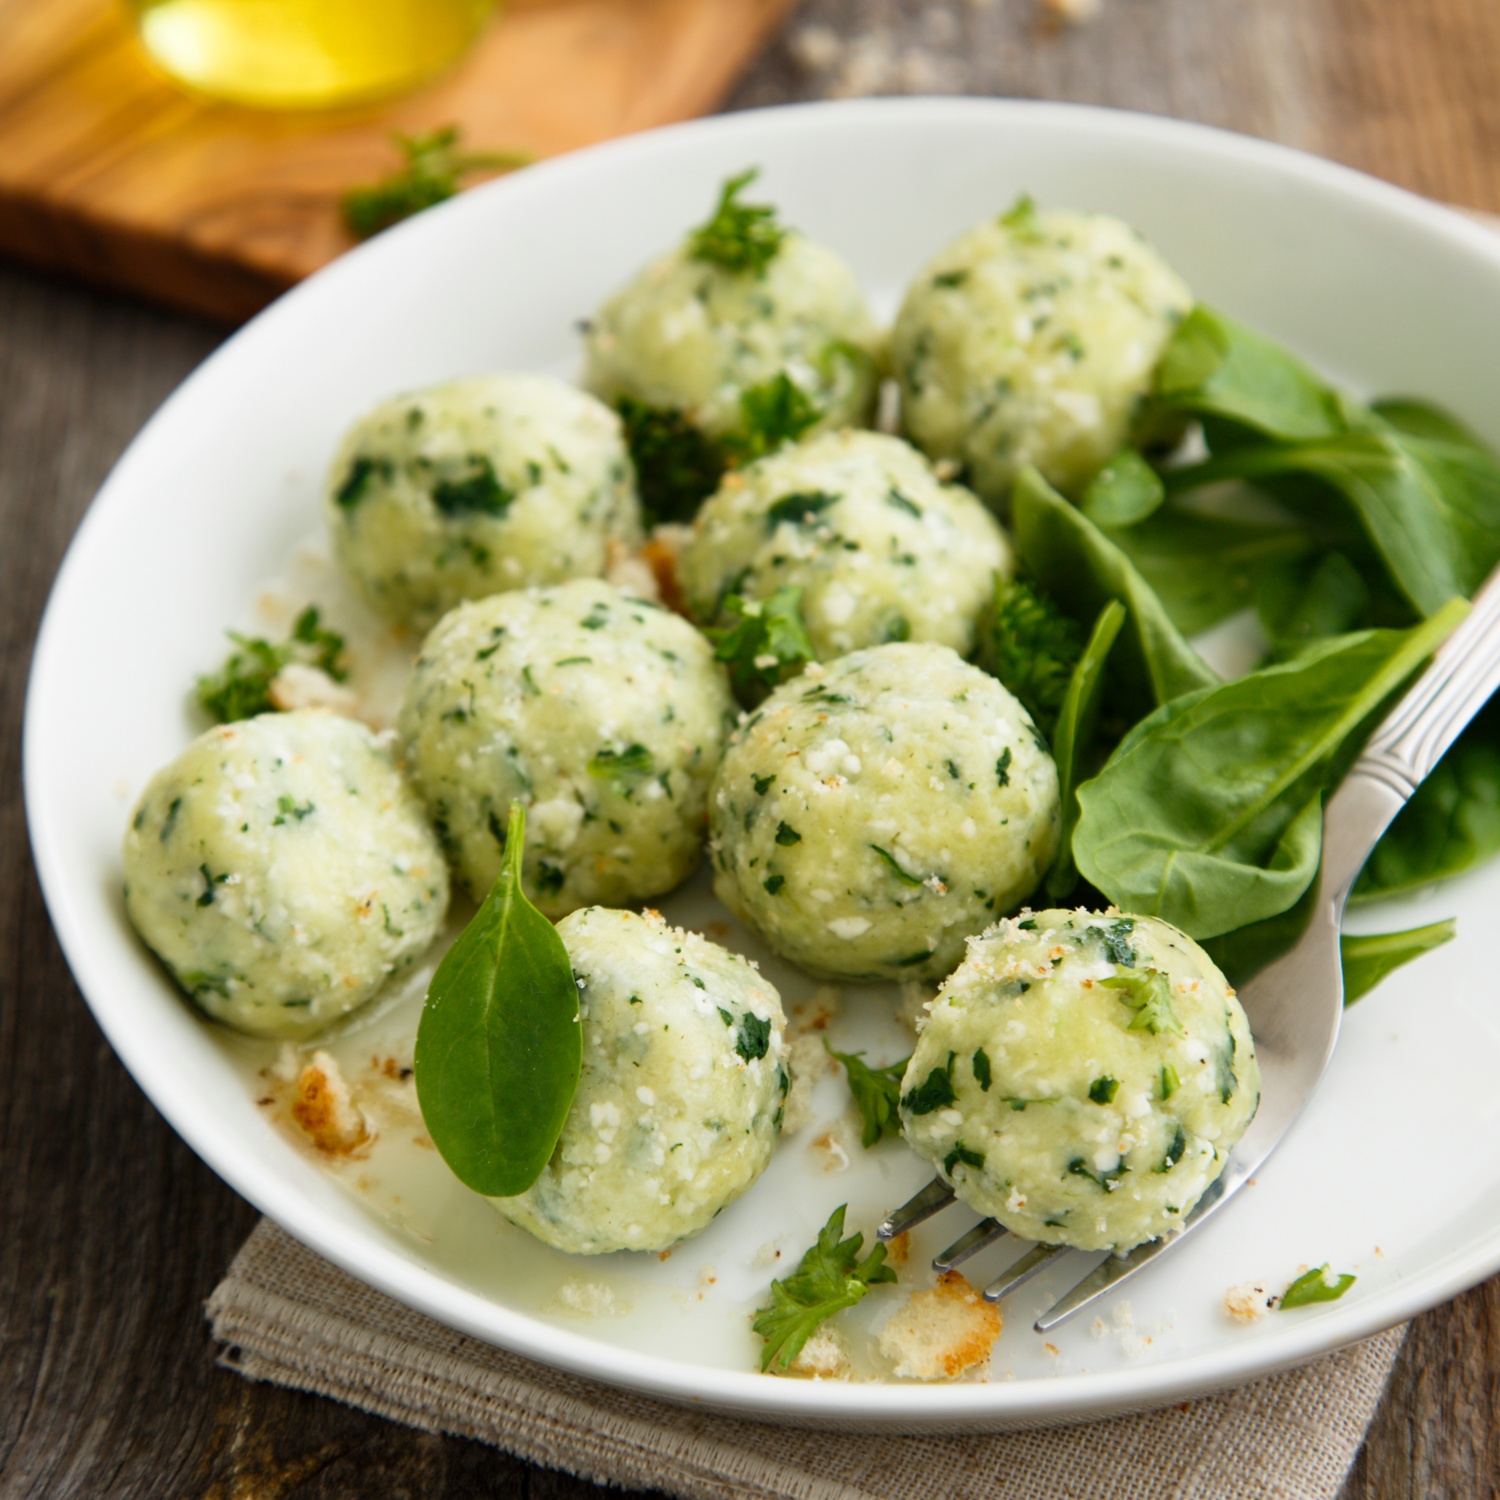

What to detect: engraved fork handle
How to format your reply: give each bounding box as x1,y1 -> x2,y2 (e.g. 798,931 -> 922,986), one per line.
1321,568 -> 1500,900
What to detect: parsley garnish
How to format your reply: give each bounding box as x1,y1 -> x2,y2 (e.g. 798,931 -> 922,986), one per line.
826,1044 -> 909,1148
587,744 -> 655,781
431,456 -> 514,518
1101,968 -> 1184,1036
981,574 -> 1083,739
688,168 -> 786,275
725,373 -> 820,464
195,606 -> 348,724
707,585 -> 816,704
901,1052 -> 957,1115
616,397 -> 725,525
1000,192 -> 1046,242
765,489 -> 839,529
1067,1156 -> 1128,1192
751,1205 -> 897,1372
342,127 -> 531,241
1280,1265 -> 1357,1309
1088,1075 -> 1119,1105
972,1048 -> 993,1092
943,1142 -> 985,1176
735,1012 -> 772,1062
870,845 -> 924,887
775,821 -> 802,846
1101,917 -> 1136,966
995,747 -> 1013,787
1158,1123 -> 1187,1172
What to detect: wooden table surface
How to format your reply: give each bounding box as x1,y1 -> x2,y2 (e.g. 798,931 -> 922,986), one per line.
3,1 -> 1499,1494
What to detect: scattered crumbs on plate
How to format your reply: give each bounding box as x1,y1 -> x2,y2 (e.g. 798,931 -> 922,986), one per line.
551,1279 -> 627,1318
784,1324 -> 853,1381
751,1239 -> 785,1269
1223,1281 -> 1276,1322
807,1125 -> 850,1173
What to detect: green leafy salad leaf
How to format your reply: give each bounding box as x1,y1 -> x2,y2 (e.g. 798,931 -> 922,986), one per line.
752,1205 -> 897,1372
195,606 -> 348,724
688,168 -> 787,275
414,803 -> 581,1197
1081,449 -> 1165,528
1046,599 -> 1126,899
342,127 -> 530,240
1073,602 -> 1466,940
1011,467 -> 1218,717
1279,1265 -> 1356,1309
826,1044 -> 909,1148
709,585 -> 817,703
1340,920 -> 1457,1004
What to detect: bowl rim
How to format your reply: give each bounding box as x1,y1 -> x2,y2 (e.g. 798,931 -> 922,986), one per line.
25,94 -> 1500,1428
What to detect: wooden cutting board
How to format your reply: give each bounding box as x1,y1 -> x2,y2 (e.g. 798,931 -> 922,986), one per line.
0,0 -> 797,323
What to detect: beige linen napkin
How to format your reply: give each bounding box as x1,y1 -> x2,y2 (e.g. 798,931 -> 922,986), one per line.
208,1219 -> 1404,1500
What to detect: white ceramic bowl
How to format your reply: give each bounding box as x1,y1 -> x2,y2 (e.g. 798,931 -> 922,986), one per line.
25,99 -> 1500,1431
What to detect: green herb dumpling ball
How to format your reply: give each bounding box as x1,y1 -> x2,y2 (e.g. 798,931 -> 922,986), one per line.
325,374 -> 640,630
893,198 -> 1192,504
399,580 -> 735,917
583,172 -> 883,519
492,906 -> 787,1254
122,710 -> 449,1038
678,430 -> 1012,662
900,910 -> 1259,1252
709,644 -> 1059,982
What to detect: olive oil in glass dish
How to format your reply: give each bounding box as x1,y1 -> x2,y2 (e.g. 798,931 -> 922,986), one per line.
126,0 -> 497,109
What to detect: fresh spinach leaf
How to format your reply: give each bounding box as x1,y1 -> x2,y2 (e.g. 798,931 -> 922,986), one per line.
752,1205 -> 897,1372
1355,700 -> 1500,901
1100,507 -> 1314,636
1081,449 -> 1165,528
708,585 -> 817,704
1073,605 -> 1465,940
1256,550 -> 1372,659
826,1043 -> 909,1148
1012,467 -> 1218,715
1046,599 -> 1126,899
413,803 -> 581,1197
1340,919 -> 1456,1004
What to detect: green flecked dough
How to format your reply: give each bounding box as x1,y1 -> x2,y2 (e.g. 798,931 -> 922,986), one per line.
398,580 -> 735,917
709,643 -> 1059,982
893,207 -> 1192,504
492,907 -> 787,1254
326,373 -> 641,630
901,909 -> 1259,1251
678,430 -> 1012,661
122,709 -> 449,1038
583,232 -> 882,443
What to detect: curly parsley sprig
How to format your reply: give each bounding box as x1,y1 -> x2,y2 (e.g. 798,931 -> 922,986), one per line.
708,585 -> 816,704
752,1204 -> 897,1372
342,127 -> 532,241
688,168 -> 787,275
195,607 -> 348,724
827,1044 -> 909,1148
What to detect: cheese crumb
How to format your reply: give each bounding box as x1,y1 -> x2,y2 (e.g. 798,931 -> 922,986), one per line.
1223,1281 -> 1275,1322
784,1324 -> 853,1380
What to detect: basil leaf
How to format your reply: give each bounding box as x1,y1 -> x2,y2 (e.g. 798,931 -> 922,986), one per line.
1046,599 -> 1125,900
1012,467 -> 1217,717
1355,700 -> 1500,902
414,802 -> 580,1197
1341,919 -> 1456,1005
1074,604 -> 1465,940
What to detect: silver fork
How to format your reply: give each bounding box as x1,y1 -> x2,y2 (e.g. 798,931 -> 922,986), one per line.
879,569 -> 1500,1333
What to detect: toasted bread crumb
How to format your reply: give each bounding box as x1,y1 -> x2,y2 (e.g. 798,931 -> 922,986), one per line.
785,1325 -> 853,1381
877,1270 -> 1002,1379
640,526 -> 692,614
290,1050 -> 371,1155
1224,1281 -> 1275,1322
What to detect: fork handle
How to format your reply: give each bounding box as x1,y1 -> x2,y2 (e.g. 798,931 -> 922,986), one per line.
1320,568 -> 1500,900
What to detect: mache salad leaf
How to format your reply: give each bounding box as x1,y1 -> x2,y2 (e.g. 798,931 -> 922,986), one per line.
1340,920 -> 1457,1004
752,1205 -> 897,1372
414,803 -> 581,1198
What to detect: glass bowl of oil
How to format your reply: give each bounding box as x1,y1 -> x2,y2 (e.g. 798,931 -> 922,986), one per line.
127,0 -> 498,109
